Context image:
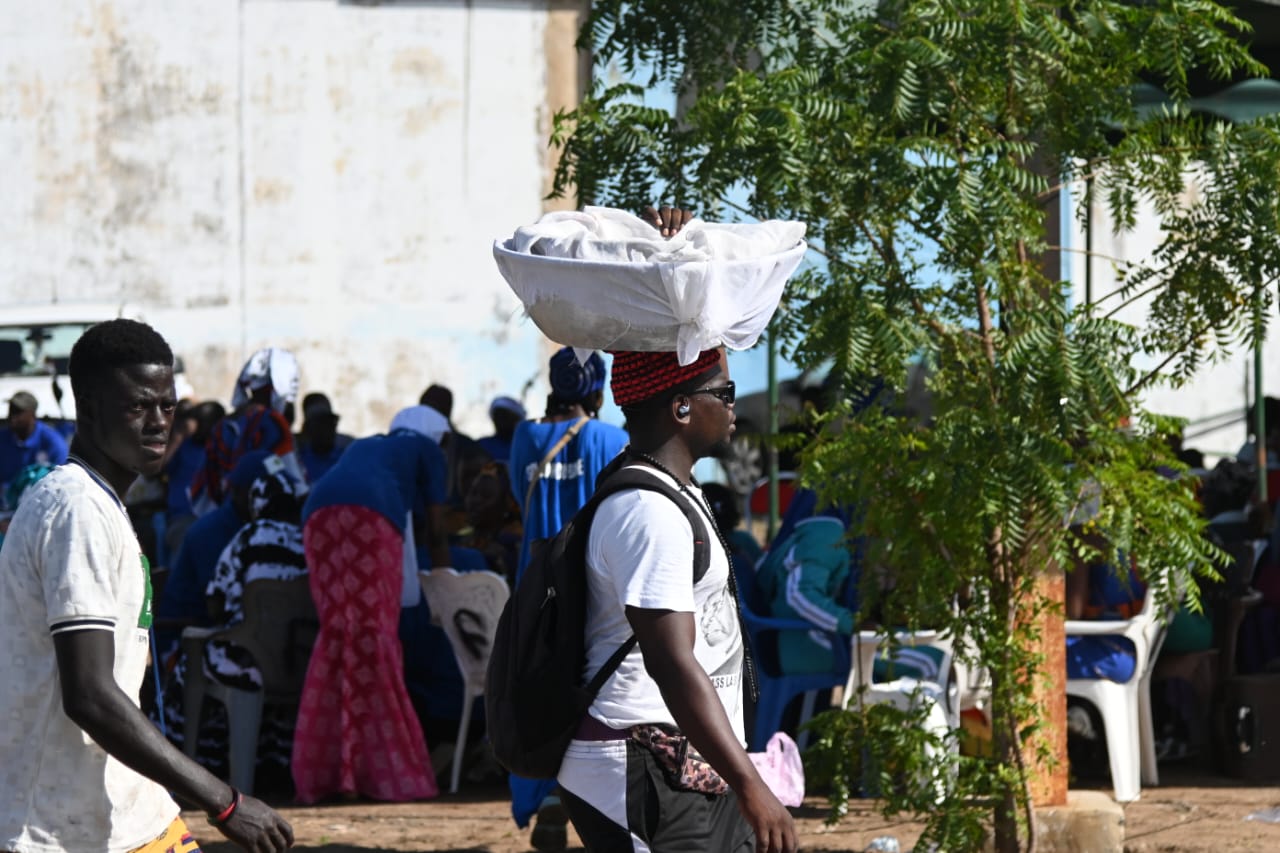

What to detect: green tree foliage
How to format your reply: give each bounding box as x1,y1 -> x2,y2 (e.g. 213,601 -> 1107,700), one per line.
553,1 -> 1280,849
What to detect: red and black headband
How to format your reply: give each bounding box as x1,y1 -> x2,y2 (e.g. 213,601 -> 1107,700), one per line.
608,348 -> 722,408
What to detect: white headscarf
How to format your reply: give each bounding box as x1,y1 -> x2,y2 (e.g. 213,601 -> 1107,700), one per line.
390,405 -> 450,445
231,348 -> 300,414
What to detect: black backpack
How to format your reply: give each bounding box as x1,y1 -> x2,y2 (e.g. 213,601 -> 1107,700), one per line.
485,463 -> 712,779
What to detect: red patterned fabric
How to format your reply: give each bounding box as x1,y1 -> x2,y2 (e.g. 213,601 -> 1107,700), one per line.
189,405 -> 294,507
291,505 -> 438,803
608,348 -> 721,407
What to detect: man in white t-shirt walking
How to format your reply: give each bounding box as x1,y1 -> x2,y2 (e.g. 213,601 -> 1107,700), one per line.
556,338 -> 797,853
0,319 -> 293,853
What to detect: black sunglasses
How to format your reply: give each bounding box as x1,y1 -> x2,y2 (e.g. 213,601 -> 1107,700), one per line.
687,381 -> 736,406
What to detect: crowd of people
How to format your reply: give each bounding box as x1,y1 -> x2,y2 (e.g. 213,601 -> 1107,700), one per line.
132,343 -> 623,814
7,296 -> 1280,853
0,202 -> 802,853
28,209 -> 1280,853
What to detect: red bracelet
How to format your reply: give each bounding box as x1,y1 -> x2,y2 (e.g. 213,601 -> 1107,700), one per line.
210,789 -> 242,825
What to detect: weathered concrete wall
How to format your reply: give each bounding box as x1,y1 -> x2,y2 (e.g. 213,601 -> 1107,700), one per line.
1069,181 -> 1280,461
0,0 -> 588,437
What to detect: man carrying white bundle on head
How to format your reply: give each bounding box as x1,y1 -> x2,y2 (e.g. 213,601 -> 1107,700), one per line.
554,210 -> 798,853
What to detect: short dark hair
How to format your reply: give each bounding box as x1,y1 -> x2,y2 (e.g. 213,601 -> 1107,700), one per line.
302,392 -> 329,411
420,384 -> 453,418
69,319 -> 174,407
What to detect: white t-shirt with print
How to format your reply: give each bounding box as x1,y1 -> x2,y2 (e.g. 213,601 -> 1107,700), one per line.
0,463 -> 178,853
582,465 -> 746,744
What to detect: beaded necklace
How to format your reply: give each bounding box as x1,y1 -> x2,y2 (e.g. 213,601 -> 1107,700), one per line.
626,448 -> 760,702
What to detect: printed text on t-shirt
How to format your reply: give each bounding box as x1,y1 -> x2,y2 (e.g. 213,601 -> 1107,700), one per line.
526,459 -> 585,483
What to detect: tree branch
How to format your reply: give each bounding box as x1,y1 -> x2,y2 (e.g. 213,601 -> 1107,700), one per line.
1123,322 -> 1214,397
975,279 -> 998,370
1100,279 -> 1172,320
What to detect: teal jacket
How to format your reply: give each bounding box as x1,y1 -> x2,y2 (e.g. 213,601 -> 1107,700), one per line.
757,516 -> 855,673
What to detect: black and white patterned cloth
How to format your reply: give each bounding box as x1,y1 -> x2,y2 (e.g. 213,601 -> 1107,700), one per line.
156,471 -> 307,774
203,517 -> 307,689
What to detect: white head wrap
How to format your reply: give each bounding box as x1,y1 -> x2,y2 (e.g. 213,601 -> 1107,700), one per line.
231,348 -> 300,414
390,405 -> 450,445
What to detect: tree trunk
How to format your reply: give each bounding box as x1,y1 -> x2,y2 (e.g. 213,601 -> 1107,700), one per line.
989,569 -> 1023,853
1025,569 -> 1068,806
992,691 -> 1022,853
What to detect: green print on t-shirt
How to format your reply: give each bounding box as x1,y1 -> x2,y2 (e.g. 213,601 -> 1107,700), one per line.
138,553 -> 153,629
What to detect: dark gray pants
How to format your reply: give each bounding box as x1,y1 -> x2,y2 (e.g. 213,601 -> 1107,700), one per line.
561,739 -> 754,853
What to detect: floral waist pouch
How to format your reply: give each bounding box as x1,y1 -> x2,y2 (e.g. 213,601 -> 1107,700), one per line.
630,723 -> 729,796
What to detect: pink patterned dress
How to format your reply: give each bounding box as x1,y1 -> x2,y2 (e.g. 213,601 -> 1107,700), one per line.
291,504 -> 437,802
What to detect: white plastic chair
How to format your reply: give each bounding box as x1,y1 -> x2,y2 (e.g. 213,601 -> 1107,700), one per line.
181,577 -> 317,795
1064,572 -> 1176,803
845,629 -> 961,802
418,568 -> 510,794
847,628 -> 992,730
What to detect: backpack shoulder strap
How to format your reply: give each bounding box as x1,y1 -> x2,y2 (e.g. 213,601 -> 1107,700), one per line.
590,466 -> 713,583
578,465 -> 715,695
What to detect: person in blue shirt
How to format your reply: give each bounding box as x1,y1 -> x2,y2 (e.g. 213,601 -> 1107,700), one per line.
0,391 -> 69,507
509,348 -> 628,584
1064,538 -> 1145,684
162,400 -> 225,561
293,392 -> 353,484
476,396 -> 526,465
506,348 -> 629,846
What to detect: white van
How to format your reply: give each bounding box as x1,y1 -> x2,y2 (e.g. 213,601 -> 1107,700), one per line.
0,303 -> 194,423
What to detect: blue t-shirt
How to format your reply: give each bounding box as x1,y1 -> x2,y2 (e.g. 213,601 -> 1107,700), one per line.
302,431 -> 447,532
0,422 -> 69,499
165,440 -> 205,519
297,434 -> 353,484
508,417 -> 628,582
156,500 -> 246,633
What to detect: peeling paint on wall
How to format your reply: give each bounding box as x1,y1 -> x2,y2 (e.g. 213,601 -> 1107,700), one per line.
1,0 -> 586,438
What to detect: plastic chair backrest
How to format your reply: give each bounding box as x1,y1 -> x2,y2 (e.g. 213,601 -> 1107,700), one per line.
735,563 -> 784,676
1066,564 -> 1181,680
223,576 -> 318,702
419,569 -> 510,686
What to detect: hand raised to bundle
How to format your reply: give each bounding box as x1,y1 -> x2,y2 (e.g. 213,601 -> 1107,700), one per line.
642,205 -> 693,239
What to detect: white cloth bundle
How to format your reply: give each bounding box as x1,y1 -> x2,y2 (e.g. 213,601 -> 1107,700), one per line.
494,207 -> 807,365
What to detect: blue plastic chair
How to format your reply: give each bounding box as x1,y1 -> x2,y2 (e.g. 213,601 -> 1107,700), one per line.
736,556 -> 850,751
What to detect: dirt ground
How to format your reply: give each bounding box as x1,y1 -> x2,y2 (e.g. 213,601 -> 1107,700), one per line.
190,767 -> 1280,853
